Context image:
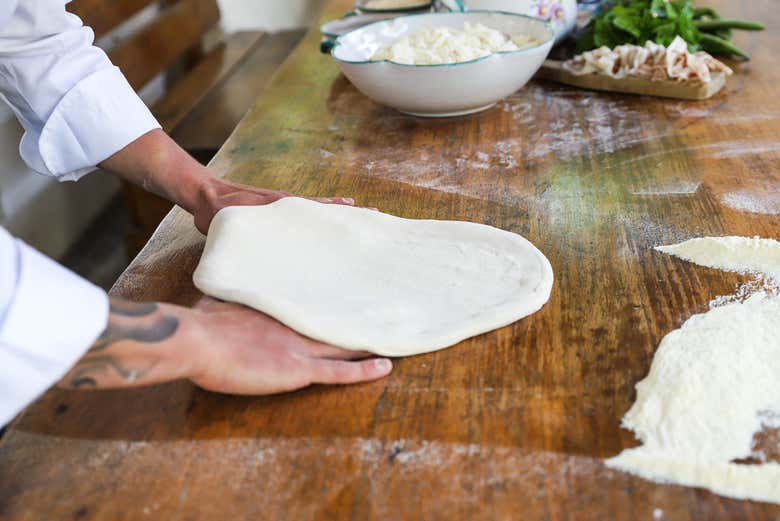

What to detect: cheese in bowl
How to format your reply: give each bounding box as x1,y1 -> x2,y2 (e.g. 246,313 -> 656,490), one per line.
371,22 -> 539,65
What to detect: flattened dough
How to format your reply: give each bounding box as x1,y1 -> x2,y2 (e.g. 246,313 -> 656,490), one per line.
193,198 -> 553,356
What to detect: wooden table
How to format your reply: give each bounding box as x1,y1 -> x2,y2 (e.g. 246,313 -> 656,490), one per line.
2,0 -> 779,518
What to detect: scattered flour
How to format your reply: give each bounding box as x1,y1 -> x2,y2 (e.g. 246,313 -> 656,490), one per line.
608,236 -> 780,504
721,190 -> 780,216
656,236 -> 780,281
493,140 -> 519,169
711,141 -> 780,159
629,180 -> 701,196
607,293 -> 780,504
501,100 -> 534,124
708,277 -> 778,309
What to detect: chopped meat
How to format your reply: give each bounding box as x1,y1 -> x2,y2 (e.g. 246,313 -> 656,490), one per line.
563,36 -> 733,83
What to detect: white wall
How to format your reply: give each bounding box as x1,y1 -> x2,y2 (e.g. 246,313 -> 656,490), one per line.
217,0 -> 326,32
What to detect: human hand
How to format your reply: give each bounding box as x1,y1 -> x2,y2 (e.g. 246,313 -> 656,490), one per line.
190,177 -> 354,234
185,297 -> 391,394
59,297 -> 392,394
98,129 -> 354,234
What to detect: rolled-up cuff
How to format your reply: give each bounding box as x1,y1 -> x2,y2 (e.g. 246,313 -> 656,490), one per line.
0,240 -> 108,426
34,65 -> 160,181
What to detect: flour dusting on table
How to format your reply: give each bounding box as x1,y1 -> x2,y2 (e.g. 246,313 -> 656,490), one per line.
656,236 -> 780,281
720,190 -> 780,215
608,237 -> 780,504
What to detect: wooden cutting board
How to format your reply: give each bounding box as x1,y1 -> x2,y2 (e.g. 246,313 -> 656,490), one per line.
536,59 -> 727,100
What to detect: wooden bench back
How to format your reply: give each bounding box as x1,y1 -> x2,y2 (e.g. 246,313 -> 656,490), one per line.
67,0 -> 221,91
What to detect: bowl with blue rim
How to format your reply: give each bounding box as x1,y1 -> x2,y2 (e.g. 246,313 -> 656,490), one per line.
329,10 -> 554,117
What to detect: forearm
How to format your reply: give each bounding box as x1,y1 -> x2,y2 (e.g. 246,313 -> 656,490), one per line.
97,127 -> 356,238
59,297 -> 195,389
98,129 -> 213,214
58,295 -> 393,394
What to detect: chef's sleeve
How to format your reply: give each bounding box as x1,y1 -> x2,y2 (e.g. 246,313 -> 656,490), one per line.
0,227 -> 108,427
0,0 -> 160,181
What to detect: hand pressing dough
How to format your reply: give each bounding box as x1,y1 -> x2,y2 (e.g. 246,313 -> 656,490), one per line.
193,198 -> 553,356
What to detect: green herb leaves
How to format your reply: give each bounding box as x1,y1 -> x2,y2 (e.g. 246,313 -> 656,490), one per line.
577,0 -> 764,59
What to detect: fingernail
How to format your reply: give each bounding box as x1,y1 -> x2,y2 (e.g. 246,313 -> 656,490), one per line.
374,358 -> 392,372
344,198 -> 355,205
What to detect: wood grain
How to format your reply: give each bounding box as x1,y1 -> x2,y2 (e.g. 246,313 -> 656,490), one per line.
1,0 -> 779,519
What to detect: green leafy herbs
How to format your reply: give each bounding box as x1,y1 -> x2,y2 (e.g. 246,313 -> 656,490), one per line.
576,0 -> 764,59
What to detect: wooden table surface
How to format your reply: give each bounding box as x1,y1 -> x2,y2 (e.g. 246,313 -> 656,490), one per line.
2,0 -> 779,519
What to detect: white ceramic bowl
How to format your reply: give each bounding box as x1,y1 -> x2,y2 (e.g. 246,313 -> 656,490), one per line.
331,11 -> 554,117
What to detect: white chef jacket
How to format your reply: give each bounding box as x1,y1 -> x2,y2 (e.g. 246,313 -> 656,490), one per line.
0,0 -> 161,427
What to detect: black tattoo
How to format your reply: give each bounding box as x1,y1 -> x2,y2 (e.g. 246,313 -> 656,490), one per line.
70,376 -> 98,389
70,355 -> 160,388
66,298 -> 178,389
90,314 -> 179,352
109,300 -> 159,317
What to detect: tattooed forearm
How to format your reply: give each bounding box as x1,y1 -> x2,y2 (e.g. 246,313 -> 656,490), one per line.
68,354 -> 159,388
60,298 -> 181,389
90,313 -> 178,352
68,363 -> 107,389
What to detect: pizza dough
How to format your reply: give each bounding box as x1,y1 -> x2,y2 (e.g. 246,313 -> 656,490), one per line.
193,198 -> 553,356
607,236 -> 780,504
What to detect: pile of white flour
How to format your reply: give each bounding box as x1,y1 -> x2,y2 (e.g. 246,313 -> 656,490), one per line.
371,22 -> 538,65
607,236 -> 780,504
656,236 -> 780,281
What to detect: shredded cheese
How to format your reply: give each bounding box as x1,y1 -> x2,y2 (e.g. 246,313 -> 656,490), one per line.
372,22 -> 539,65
